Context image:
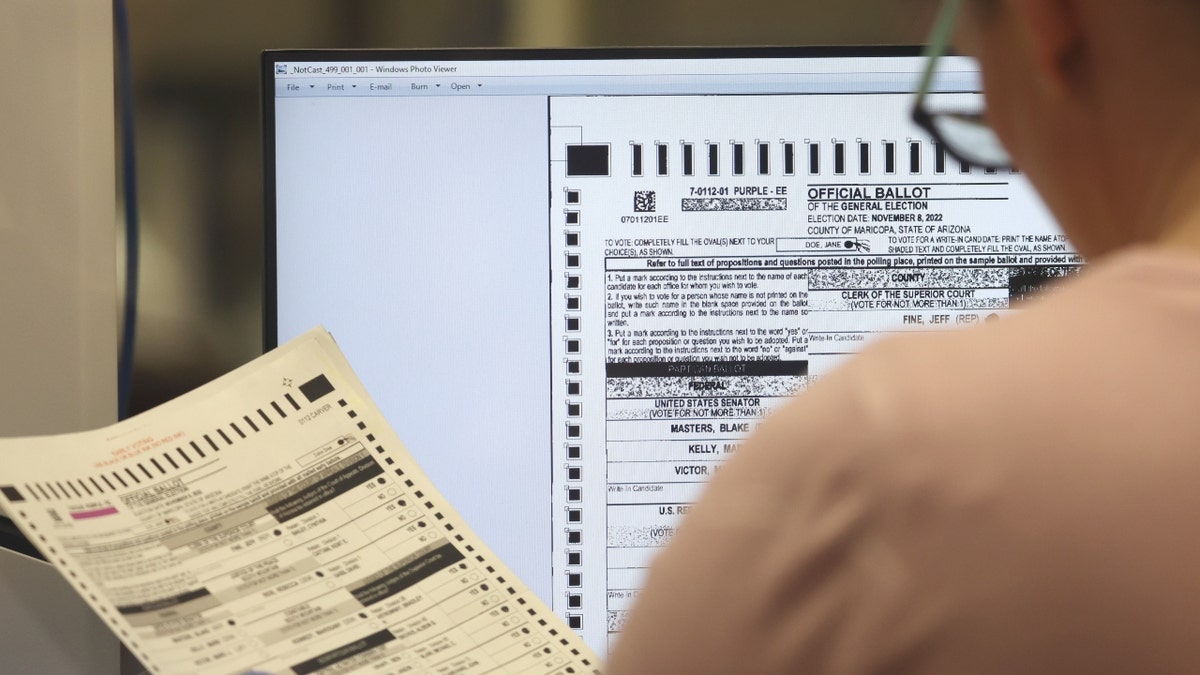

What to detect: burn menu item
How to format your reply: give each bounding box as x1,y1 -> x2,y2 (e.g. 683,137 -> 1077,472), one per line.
0,329 -> 599,675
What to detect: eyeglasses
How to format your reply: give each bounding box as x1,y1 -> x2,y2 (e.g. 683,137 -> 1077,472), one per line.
911,0 -> 1013,171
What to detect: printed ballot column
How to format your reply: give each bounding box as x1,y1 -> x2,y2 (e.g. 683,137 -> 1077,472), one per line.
548,91 -> 1071,654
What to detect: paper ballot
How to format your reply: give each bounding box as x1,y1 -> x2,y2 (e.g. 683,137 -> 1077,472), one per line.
0,328 -> 601,675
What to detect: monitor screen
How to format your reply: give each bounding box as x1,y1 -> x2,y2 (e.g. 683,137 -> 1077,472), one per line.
264,47 -> 1078,655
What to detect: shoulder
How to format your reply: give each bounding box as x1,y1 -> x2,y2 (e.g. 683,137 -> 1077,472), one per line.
833,246 -> 1200,438
609,247 -> 1200,674
673,245 -> 1200,537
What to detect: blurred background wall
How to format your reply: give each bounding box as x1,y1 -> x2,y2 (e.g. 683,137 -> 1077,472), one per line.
125,0 -> 936,413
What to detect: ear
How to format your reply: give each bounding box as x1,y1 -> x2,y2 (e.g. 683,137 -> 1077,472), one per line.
1007,0 -> 1086,96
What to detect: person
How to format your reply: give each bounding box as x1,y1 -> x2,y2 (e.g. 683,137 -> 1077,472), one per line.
607,0 -> 1200,672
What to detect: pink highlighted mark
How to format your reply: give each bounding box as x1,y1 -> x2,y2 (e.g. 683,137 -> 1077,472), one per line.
70,506 -> 118,520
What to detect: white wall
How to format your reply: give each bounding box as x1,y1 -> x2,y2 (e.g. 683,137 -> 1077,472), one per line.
0,1 -> 119,671
0,0 -> 118,436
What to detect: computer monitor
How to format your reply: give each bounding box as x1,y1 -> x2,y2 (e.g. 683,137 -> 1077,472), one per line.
264,47 -> 1077,655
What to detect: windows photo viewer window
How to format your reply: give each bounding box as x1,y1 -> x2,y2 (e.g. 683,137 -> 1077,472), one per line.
264,47 -> 1075,655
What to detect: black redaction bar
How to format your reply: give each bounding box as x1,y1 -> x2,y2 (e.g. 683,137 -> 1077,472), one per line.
607,360 -> 808,378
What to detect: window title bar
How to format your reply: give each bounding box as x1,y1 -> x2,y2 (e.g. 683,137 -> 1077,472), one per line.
273,56 -> 979,80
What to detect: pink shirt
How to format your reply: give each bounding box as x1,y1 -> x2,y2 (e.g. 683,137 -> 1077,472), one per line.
608,247 -> 1200,674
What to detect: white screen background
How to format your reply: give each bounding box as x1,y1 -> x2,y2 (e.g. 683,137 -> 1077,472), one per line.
275,94 -> 554,601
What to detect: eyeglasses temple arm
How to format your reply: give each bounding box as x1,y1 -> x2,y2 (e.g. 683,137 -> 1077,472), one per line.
916,0 -> 965,100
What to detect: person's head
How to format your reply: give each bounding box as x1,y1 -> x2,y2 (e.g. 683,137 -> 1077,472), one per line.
941,0 -> 1200,259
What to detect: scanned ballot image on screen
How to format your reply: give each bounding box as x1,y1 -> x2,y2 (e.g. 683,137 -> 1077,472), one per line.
266,50 -> 1080,658
547,92 -> 1078,650
0,329 -> 600,675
